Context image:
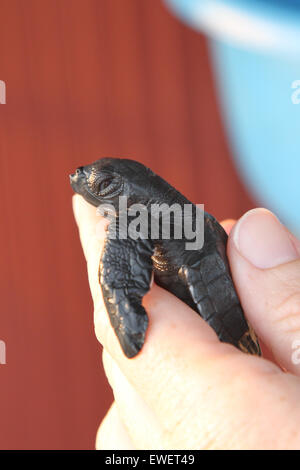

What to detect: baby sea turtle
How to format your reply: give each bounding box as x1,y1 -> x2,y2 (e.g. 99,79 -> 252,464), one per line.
70,158 -> 260,358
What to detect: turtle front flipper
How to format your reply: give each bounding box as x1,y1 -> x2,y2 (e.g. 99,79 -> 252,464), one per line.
99,225 -> 154,358
179,250 -> 261,356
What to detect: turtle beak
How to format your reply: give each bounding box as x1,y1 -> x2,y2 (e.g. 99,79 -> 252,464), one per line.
69,166 -> 85,193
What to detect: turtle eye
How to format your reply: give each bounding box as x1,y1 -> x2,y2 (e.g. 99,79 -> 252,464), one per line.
96,177 -> 116,196
99,178 -> 113,191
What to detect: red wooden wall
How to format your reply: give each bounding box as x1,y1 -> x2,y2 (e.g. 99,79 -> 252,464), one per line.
0,0 -> 254,449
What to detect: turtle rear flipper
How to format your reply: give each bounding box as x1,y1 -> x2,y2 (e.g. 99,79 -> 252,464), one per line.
179,251 -> 261,356
99,228 -> 154,358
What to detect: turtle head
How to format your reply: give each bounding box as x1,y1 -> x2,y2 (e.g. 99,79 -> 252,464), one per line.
70,157 -> 157,209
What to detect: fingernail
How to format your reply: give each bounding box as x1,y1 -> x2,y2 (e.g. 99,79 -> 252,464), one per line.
233,208 -> 299,269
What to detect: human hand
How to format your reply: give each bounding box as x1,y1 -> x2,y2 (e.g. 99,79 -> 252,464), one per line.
73,196 -> 300,450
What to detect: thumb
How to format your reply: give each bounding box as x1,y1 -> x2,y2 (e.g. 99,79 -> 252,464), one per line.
228,208 -> 300,375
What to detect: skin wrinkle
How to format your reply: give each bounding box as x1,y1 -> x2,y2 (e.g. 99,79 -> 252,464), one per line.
274,309 -> 300,334
274,292 -> 300,326
248,267 -> 300,348
161,379 -> 223,449
268,261 -> 300,290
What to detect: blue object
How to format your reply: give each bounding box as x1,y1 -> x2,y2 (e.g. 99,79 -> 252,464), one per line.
165,0 -> 300,235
